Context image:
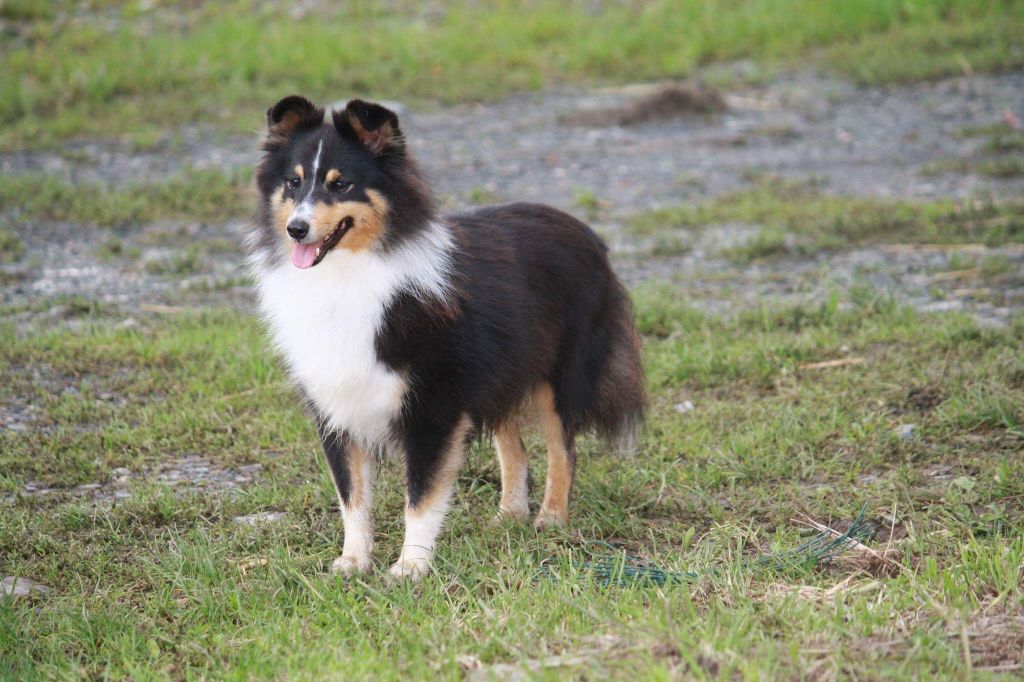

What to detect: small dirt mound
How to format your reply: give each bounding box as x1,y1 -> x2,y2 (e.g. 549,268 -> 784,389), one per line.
561,83 -> 727,127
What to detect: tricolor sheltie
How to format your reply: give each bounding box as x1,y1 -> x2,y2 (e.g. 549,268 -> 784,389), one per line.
248,96 -> 645,579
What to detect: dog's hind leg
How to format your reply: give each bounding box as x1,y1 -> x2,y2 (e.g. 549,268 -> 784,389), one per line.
318,425 -> 375,576
494,420 -> 530,521
533,384 -> 575,529
391,413 -> 472,580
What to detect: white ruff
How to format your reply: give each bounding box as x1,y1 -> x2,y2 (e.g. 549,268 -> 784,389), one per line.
252,222 -> 455,449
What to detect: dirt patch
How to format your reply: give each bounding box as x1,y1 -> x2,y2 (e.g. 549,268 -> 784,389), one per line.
560,82 -> 726,127
10,455 -> 263,505
904,385 -> 946,412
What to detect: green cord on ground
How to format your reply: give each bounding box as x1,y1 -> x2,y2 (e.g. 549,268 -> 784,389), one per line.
540,504 -> 873,587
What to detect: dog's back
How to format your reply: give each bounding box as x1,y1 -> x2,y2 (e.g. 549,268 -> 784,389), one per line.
441,202 -> 644,450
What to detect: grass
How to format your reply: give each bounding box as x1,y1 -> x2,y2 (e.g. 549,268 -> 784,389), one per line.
573,188 -> 605,220
922,157 -> 1024,179
921,125 -> 1024,179
0,227 -> 26,264
143,245 -> 206,276
2,288 -> 1023,678
96,237 -> 141,262
0,169 -> 252,226
627,178 -> 1024,263
2,0 -> 1023,148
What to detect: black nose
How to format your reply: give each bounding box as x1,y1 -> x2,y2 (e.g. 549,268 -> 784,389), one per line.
287,220 -> 309,241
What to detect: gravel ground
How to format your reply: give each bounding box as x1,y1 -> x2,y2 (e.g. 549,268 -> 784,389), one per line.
2,70 -> 1023,324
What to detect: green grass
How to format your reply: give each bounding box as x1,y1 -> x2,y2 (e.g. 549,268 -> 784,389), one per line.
0,169 -> 252,226
573,188 -> 604,220
627,178 -> 1024,262
2,289 -> 1023,678
921,124 -> 1024,178
3,0 -> 1023,148
0,227 -> 26,263
922,156 -> 1024,179
818,9 -> 1024,85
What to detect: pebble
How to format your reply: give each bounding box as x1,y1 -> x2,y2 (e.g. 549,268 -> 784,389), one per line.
233,511 -> 286,526
1,576 -> 49,597
895,424 -> 917,441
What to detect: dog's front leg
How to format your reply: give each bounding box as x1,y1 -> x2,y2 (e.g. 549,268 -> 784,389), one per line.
318,425 -> 375,576
390,414 -> 471,580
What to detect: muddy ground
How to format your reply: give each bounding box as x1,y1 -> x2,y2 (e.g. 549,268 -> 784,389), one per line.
3,69 -> 1023,327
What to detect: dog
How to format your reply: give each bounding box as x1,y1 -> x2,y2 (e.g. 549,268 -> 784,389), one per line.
248,96 -> 645,579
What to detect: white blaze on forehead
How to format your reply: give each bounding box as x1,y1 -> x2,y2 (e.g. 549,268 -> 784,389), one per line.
311,138 -> 324,181
288,137 -> 325,226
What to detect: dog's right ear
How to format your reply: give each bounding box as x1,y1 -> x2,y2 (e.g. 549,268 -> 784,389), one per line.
266,95 -> 320,130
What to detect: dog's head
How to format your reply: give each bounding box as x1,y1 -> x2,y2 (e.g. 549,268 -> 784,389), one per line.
254,96 -> 432,269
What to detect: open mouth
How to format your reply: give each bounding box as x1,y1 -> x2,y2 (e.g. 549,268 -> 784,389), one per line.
290,216 -> 355,269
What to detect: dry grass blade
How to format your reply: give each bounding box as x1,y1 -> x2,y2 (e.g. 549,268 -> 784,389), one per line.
799,358 -> 865,370
794,512 -> 902,577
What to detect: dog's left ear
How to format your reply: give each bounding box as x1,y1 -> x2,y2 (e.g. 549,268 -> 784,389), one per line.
333,99 -> 402,156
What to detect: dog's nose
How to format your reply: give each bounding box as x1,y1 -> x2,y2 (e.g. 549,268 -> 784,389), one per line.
287,220 -> 309,241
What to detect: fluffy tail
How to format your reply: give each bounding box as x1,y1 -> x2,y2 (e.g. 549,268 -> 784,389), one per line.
593,283 -> 646,456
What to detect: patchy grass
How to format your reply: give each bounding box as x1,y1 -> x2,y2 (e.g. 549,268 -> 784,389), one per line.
96,237 -> 141,262
573,188 -> 605,220
465,187 -> 501,206
0,169 -> 252,226
2,0 -> 1023,148
818,10 -> 1024,85
0,228 -> 26,263
922,124 -> 1024,179
922,156 -> 1024,179
2,288 -> 1023,678
982,130 -> 1024,155
627,178 -> 1024,262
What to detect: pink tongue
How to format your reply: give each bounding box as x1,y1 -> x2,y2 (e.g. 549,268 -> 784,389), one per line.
291,242 -> 319,269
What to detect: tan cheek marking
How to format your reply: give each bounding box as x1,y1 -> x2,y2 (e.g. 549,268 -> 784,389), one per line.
293,164 -> 304,180
325,169 -> 342,183
340,189 -> 389,252
311,201 -> 365,241
307,191 -> 389,252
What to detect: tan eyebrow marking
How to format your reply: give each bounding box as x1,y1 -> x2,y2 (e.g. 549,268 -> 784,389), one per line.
293,164 -> 304,180
325,169 -> 342,183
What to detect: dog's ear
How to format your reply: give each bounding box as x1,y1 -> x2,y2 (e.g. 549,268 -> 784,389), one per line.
266,95 -> 320,129
333,99 -> 402,156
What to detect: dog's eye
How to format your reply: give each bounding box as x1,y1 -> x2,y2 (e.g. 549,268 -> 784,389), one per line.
329,179 -> 352,193
286,176 -> 301,190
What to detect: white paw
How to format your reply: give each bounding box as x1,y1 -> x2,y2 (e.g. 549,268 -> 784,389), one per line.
533,509 -> 568,530
330,555 -> 371,576
388,558 -> 431,581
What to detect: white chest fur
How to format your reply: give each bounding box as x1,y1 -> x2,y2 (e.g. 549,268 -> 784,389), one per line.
251,224 -> 455,449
